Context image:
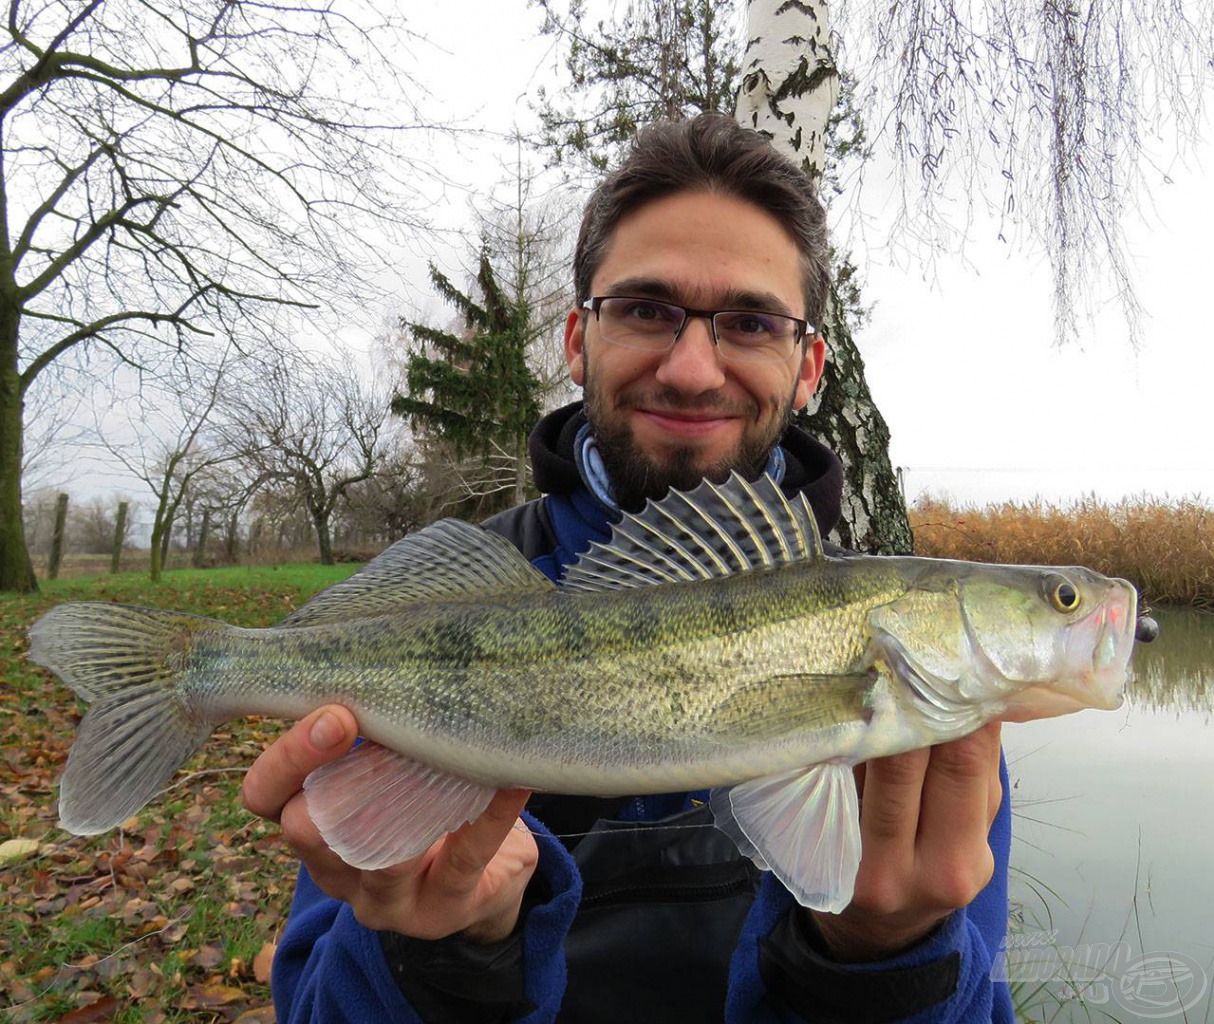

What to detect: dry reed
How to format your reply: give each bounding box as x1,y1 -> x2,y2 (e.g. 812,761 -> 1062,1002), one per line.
910,494 -> 1214,610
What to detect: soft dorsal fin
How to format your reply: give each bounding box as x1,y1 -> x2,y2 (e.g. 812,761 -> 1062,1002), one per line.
278,519 -> 553,628
561,472 -> 823,592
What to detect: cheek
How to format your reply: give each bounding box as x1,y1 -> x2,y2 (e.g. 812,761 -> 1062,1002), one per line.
596,350 -> 662,396
743,369 -> 797,415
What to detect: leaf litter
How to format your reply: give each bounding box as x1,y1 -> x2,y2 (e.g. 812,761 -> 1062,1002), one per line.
0,566 -> 358,1022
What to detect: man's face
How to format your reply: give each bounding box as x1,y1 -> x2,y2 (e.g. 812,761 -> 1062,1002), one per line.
564,189 -> 825,510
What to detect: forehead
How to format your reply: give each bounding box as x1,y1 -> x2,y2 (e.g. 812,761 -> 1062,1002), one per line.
592,190 -> 805,317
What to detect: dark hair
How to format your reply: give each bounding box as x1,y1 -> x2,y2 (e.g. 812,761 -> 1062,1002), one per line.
574,113 -> 831,329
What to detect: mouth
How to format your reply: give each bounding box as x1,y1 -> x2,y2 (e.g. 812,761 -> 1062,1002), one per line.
1033,581 -> 1136,716
632,407 -> 742,438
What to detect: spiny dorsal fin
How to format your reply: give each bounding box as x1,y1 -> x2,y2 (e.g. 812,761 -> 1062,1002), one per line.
279,519 -> 553,628
562,472 -> 823,592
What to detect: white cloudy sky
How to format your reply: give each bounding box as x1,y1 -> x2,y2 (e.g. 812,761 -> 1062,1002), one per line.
54,1 -> 1214,511
395,0 -> 1214,508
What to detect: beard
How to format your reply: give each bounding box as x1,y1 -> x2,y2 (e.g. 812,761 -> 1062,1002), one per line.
583,362 -> 797,514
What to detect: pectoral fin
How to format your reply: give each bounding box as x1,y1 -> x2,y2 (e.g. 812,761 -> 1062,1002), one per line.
303,742 -> 496,870
709,761 -> 861,913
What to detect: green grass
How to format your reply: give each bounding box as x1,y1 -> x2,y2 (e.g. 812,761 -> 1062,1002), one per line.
0,562 -> 358,1022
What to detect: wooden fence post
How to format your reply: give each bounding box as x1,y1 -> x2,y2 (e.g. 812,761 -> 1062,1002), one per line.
48,493 -> 69,580
111,501 -> 128,574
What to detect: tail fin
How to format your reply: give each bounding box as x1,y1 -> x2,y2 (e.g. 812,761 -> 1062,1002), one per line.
28,602 -> 228,835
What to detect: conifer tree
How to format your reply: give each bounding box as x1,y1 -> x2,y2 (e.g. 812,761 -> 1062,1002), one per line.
393,255 -> 544,514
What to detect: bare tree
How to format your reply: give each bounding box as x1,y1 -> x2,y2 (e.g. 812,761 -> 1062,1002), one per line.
228,352 -> 391,565
0,0 -> 436,591
740,0 -> 1213,343
20,361 -> 87,494
94,351 -> 239,579
333,439 -> 424,552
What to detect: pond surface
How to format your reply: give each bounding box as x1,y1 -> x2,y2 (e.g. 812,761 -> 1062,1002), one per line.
1003,608 -> 1214,1023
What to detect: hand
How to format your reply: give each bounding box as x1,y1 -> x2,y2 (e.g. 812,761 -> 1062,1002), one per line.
810,722 -> 1004,960
242,705 -> 539,944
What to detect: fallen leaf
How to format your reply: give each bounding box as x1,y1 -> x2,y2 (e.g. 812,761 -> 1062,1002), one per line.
233,1007 -> 276,1024
53,996 -> 120,1023
0,838 -> 40,866
252,943 -> 275,984
192,945 -> 224,970
160,920 -> 189,943
126,967 -> 157,998
183,981 -> 245,1008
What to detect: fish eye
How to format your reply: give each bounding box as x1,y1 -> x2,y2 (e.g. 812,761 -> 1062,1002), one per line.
1044,574 -> 1082,614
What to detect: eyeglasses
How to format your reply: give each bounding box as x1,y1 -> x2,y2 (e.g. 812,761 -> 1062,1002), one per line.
581,296 -> 811,364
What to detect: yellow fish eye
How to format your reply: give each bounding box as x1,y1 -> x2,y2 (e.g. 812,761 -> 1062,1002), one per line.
1043,574 -> 1082,613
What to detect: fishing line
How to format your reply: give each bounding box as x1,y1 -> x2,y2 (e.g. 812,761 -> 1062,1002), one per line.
511,820 -> 722,841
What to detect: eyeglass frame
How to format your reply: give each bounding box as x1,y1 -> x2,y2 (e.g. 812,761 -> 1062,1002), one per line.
579,296 -> 814,363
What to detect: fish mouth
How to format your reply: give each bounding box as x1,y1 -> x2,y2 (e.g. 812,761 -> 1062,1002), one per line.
998,578 -> 1136,722
1066,579 -> 1136,710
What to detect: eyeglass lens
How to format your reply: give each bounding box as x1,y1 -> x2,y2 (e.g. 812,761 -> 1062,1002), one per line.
594,297 -> 800,363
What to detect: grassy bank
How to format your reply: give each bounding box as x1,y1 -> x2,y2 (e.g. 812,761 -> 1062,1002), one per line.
0,564 -> 358,1023
910,495 -> 1214,609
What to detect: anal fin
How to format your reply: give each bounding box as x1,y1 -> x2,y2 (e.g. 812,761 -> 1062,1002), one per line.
709,762 -> 861,914
303,742 -> 496,870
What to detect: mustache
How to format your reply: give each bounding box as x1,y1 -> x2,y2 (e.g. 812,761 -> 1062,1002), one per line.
616,386 -> 758,418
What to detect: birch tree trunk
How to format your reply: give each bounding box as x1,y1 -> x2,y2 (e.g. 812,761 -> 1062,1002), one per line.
737,0 -> 912,555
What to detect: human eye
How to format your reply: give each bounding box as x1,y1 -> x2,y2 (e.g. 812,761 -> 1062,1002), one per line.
718,311 -> 780,340
609,298 -> 680,330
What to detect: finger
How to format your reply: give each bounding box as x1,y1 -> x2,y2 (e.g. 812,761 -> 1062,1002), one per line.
918,725 -> 1001,847
428,789 -> 533,894
987,723 -> 1004,829
276,790 -> 366,901
916,725 -> 1001,901
856,746 -> 931,865
242,705 -> 358,822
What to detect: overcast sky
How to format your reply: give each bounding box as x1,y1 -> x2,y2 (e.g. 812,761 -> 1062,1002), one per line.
59,1 -> 1214,512
393,1 -> 1214,508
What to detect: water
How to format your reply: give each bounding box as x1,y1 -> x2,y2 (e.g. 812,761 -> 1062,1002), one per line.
1004,608 -> 1214,1023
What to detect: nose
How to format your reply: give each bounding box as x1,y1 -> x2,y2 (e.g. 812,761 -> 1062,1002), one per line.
653,314 -> 727,394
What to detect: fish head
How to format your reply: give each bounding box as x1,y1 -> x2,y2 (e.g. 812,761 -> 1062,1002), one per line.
870,561 -> 1138,726
962,565 -> 1137,721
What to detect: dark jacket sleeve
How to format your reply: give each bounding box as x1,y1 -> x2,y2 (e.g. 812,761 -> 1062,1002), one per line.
725,753 -> 1015,1024
271,811 -> 583,1023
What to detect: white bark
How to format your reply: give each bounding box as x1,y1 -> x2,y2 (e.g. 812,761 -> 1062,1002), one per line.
736,0 -> 839,181
736,0 -> 912,555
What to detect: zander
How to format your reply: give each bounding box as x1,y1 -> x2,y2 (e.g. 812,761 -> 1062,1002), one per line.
28,473 -> 1139,912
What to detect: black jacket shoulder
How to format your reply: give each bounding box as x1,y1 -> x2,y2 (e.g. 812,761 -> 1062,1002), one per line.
480,498 -> 557,563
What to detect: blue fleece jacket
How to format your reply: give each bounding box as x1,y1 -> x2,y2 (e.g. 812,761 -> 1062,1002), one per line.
272,483 -> 1016,1023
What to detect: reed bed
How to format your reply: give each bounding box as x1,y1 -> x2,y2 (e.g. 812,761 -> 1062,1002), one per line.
909,494 -> 1214,610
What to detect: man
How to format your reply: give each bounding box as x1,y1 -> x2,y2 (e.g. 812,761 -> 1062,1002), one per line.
243,113 -> 1014,1022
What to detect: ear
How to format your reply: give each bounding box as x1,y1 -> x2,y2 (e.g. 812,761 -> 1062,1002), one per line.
791,335 -> 826,411
564,307 -> 586,386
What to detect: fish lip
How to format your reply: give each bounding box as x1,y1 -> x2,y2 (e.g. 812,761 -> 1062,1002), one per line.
1058,577 -> 1136,709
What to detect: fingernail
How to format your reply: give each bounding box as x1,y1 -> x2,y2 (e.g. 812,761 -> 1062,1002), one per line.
311,711 -> 343,750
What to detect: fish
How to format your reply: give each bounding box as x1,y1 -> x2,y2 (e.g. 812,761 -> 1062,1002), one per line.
27,472 -> 1139,913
